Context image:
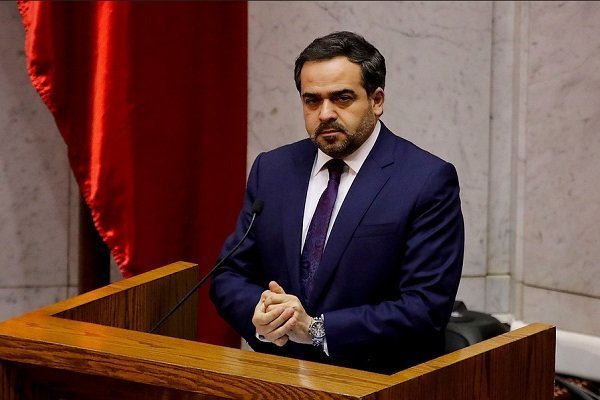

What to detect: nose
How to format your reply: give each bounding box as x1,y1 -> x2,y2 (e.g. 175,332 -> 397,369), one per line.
319,100 -> 337,122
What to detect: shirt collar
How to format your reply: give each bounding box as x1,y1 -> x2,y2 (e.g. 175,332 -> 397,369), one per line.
312,120 -> 381,177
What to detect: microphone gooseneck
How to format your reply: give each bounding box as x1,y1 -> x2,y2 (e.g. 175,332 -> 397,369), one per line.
150,199 -> 264,334
251,199 -> 264,215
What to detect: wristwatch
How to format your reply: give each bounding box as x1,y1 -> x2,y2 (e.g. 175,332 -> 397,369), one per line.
308,316 -> 326,348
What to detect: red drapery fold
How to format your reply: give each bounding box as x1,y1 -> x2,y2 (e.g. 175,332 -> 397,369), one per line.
18,1 -> 247,347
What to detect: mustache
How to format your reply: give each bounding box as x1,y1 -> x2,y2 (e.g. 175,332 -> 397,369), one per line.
315,122 -> 348,135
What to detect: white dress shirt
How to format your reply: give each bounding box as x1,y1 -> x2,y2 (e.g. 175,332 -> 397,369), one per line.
301,120 -> 381,251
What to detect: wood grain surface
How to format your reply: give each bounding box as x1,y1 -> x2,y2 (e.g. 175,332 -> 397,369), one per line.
0,261 -> 555,399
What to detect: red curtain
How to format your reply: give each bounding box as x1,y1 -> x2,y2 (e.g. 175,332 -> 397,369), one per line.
18,1 -> 247,347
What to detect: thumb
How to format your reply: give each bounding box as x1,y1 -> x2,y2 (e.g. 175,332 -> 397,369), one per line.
269,281 -> 286,294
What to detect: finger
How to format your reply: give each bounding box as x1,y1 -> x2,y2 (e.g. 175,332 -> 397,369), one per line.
265,301 -> 294,313
272,334 -> 289,347
258,307 -> 294,336
264,302 -> 287,314
255,290 -> 270,314
259,289 -> 271,303
253,300 -> 282,327
264,314 -> 297,343
263,293 -> 296,308
257,308 -> 293,338
254,297 -> 266,314
269,281 -> 286,294
265,295 -> 303,312
254,305 -> 294,334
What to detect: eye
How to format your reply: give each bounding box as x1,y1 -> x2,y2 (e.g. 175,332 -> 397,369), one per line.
303,97 -> 321,107
334,95 -> 354,105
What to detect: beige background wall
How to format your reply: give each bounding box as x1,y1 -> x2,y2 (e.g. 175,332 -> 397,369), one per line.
0,4 -> 78,321
1,1 -> 598,338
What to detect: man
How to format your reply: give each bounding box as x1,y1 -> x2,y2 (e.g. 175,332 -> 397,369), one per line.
210,31 -> 464,373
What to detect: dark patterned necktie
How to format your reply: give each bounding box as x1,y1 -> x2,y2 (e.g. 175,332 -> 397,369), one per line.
300,158 -> 346,302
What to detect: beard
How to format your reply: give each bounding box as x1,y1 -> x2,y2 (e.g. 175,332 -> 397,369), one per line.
310,107 -> 377,158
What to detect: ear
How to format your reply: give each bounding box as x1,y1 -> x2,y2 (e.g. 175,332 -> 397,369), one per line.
370,87 -> 385,117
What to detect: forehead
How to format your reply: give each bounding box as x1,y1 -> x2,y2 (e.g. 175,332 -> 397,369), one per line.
300,56 -> 364,94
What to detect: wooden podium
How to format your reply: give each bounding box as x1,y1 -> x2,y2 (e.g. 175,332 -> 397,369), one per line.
0,261 -> 555,399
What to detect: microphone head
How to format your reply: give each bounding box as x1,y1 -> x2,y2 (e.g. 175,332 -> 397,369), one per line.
251,199 -> 264,215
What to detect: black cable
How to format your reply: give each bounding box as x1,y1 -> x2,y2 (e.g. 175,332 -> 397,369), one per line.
555,375 -> 600,400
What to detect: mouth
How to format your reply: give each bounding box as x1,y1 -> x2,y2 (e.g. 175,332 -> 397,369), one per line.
317,131 -> 343,143
318,129 -> 345,137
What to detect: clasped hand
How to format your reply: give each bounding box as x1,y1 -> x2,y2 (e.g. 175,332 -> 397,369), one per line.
252,281 -> 312,347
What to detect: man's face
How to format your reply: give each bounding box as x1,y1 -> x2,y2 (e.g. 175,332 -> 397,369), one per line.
300,56 -> 384,158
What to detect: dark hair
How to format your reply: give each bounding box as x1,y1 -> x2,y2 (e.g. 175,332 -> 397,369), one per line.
294,31 -> 386,96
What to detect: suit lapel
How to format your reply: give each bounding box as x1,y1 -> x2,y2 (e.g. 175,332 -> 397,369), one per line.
308,127 -> 396,308
281,140 -> 316,297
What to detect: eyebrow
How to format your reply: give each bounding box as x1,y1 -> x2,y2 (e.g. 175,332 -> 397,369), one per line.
302,88 -> 357,99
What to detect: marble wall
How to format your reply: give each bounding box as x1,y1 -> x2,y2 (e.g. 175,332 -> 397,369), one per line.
517,1 -> 600,336
248,1 -> 600,336
249,1 -> 497,312
1,1 -> 598,338
0,3 -> 78,322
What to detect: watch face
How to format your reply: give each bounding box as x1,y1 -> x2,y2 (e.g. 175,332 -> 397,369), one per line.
310,319 -> 325,339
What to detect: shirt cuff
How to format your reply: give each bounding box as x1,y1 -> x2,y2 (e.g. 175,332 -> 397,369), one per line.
255,313 -> 329,357
321,314 -> 329,356
256,332 -> 270,343
323,337 -> 329,356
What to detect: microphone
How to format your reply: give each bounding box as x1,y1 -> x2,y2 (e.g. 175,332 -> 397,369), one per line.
150,199 -> 264,334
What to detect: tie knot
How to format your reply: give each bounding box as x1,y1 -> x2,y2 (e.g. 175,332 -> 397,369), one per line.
325,159 -> 345,183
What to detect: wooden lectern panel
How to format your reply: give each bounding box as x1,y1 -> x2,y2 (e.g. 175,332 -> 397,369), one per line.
51,261 -> 199,339
0,262 -> 555,399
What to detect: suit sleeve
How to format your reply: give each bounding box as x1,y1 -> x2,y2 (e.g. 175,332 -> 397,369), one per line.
209,153 -> 273,351
324,161 -> 464,362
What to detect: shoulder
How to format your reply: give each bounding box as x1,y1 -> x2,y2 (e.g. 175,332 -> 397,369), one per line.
260,138 -> 314,160
379,122 -> 455,174
251,138 -> 315,170
376,126 -> 461,219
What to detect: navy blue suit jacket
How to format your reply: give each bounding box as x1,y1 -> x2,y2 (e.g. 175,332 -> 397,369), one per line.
210,122 -> 464,373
